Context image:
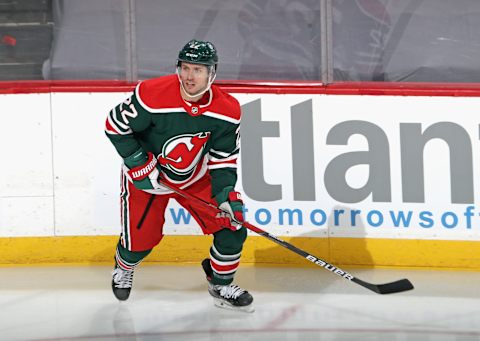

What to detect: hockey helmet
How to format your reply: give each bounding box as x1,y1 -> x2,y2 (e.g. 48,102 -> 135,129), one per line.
176,39 -> 218,69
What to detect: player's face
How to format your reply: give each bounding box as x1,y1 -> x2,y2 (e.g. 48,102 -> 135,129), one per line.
179,62 -> 210,96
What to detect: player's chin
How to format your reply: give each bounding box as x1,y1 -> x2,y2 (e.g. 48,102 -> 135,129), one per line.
189,87 -> 205,96
185,85 -> 197,92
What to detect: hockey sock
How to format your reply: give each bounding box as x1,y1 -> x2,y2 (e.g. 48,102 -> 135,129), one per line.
209,227 -> 247,285
115,242 -> 152,271
209,244 -> 240,285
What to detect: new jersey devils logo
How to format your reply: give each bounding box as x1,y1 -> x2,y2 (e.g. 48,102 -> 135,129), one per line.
158,132 -> 210,176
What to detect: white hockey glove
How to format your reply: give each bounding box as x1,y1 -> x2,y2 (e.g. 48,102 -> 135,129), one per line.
124,148 -> 162,190
215,187 -> 244,231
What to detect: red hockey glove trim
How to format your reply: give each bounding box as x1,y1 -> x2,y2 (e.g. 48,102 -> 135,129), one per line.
127,152 -> 158,181
228,191 -> 243,204
232,211 -> 244,223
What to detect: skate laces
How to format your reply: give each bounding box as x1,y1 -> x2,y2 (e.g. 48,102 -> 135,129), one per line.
216,284 -> 246,300
112,267 -> 134,289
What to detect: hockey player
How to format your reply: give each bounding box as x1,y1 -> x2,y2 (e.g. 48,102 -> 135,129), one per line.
105,39 -> 253,312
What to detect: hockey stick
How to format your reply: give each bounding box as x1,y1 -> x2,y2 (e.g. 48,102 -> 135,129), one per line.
137,194 -> 155,230
160,181 -> 414,295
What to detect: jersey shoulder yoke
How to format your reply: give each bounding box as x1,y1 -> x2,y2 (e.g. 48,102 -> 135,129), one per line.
208,84 -> 241,122
135,75 -> 181,110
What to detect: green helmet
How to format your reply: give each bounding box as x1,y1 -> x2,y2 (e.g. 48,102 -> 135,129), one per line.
176,39 -> 218,69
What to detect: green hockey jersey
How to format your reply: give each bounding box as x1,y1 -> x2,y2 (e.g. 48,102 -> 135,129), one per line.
105,74 -> 241,198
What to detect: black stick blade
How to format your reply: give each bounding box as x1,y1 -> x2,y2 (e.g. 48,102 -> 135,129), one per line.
353,278 -> 414,294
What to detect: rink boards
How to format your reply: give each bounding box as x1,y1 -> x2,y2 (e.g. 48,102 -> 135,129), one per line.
1,235 -> 480,269
0,85 -> 479,268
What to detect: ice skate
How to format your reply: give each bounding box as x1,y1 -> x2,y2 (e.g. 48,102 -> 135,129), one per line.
202,258 -> 254,313
112,265 -> 134,301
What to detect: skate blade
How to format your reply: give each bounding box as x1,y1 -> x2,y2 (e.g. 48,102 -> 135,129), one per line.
212,297 -> 255,313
